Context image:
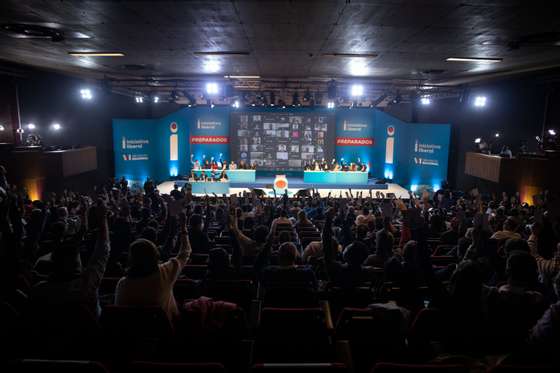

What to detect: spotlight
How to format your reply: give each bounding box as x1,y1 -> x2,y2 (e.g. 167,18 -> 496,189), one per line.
350,84 -> 364,97
135,95 -> 144,103
206,82 -> 219,95
474,138 -> 481,144
0,124 -> 4,131
16,127 -> 24,134
474,95 -> 487,107
27,123 -> 36,130
327,101 -> 335,109
153,95 -> 160,103
232,100 -> 240,108
80,88 -> 93,100
494,132 -> 500,138
51,123 -> 62,131
548,129 -> 557,136
420,96 -> 431,105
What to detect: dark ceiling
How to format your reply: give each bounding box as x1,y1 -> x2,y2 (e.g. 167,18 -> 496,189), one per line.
1,0 -> 560,101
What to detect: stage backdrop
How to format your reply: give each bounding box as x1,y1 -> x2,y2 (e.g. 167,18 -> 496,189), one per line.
113,107 -> 450,190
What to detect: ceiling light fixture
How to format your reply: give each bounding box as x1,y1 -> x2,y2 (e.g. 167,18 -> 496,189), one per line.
224,75 -> 261,79
194,51 -> 250,56
446,57 -> 503,63
474,95 -> 487,107
206,82 -> 219,95
350,84 -> 364,97
80,88 -> 93,100
203,60 -> 221,73
69,52 -> 124,57
420,96 -> 431,105
27,123 -> 36,130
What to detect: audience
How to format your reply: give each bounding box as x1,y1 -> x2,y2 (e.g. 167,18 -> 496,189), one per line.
1,165 -> 560,369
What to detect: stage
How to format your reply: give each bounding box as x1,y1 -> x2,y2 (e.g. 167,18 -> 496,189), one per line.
157,175 -> 411,199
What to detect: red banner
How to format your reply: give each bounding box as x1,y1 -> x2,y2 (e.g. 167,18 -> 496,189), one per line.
336,137 -> 374,146
190,136 -> 229,144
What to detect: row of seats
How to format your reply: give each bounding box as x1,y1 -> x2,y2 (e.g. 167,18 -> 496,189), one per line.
4,359 -> 555,372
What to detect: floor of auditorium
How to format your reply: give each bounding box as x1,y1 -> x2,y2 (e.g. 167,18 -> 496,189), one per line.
157,176 -> 411,199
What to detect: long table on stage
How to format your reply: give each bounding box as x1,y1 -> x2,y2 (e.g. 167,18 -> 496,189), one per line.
193,169 -> 256,183
303,171 -> 368,185
189,181 -> 230,195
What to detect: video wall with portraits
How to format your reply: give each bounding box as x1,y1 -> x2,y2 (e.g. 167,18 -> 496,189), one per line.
229,112 -> 336,170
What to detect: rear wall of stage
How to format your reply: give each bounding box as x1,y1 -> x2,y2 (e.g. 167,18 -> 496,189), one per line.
113,107 -> 450,190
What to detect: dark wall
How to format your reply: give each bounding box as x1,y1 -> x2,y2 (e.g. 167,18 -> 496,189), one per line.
385,75 -> 559,190
15,72 -> 181,183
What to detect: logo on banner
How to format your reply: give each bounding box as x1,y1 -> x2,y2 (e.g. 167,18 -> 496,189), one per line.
385,126 -> 395,164
190,136 -> 229,144
123,154 -> 149,161
413,157 -> 439,166
414,139 -> 441,154
170,122 -> 178,161
121,137 -> 149,150
336,137 -> 374,146
342,121 -> 367,132
197,120 -> 222,130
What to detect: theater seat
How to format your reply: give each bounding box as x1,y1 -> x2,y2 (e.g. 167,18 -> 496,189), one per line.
255,307 -> 333,362
488,365 -> 557,373
99,305 -> 173,359
371,363 -> 468,372
335,307 -> 406,372
100,305 -> 173,338
8,359 -> 109,372
128,361 -> 226,372
252,363 -> 347,372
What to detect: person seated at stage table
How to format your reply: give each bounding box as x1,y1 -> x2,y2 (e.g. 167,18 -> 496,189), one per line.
341,160 -> 349,172
191,155 -> 201,170
331,158 -> 341,171
219,170 -> 229,181
239,159 -> 249,170
251,161 -> 257,170
320,158 -> 329,171
188,170 -> 198,182
202,159 -> 211,169
229,160 -> 237,170
303,161 -> 312,171
356,158 -> 367,172
313,160 -> 321,171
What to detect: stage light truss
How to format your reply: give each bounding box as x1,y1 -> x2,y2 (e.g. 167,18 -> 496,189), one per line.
105,76 -> 463,107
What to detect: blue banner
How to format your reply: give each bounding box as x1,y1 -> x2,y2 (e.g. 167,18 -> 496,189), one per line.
113,107 -> 450,189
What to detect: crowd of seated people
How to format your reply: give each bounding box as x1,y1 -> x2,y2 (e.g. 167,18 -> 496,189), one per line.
304,158 -> 368,172
1,162 -> 560,371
